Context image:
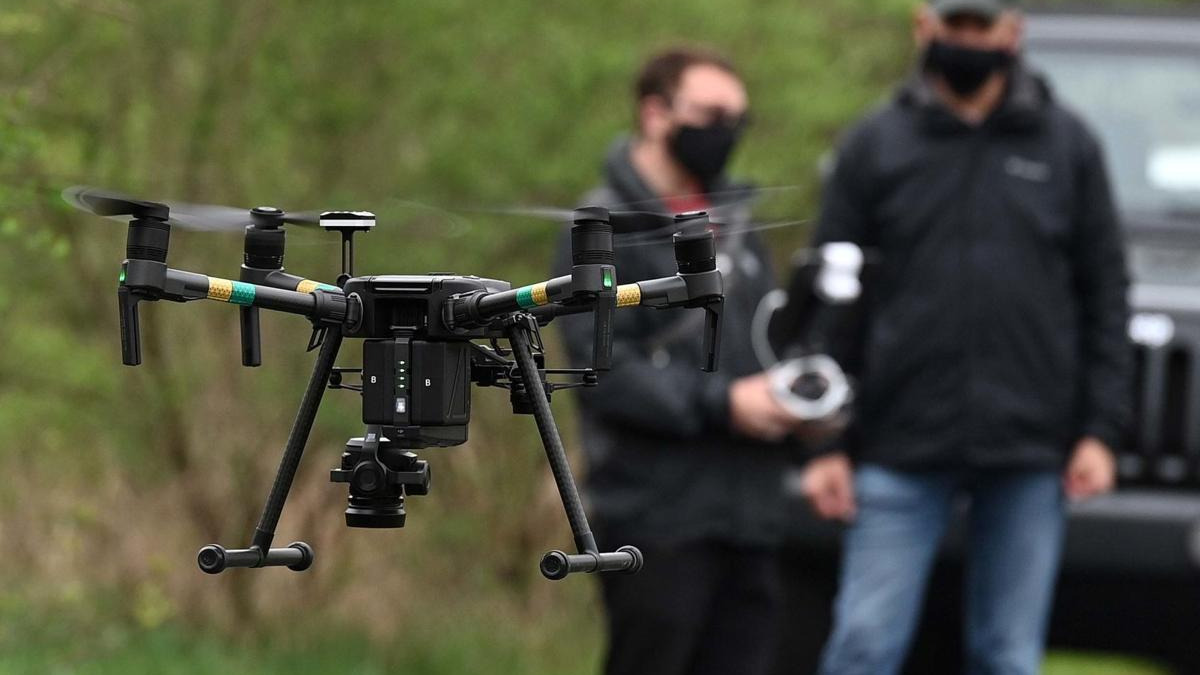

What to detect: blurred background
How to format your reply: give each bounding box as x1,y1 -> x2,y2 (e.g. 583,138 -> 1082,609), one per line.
0,0 -> 1194,673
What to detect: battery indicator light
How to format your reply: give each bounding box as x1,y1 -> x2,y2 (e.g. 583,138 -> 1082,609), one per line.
603,269 -> 613,289
119,267 -> 126,284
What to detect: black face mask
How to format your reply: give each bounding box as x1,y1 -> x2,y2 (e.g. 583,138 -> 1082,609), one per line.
923,39 -> 1014,97
668,121 -> 742,186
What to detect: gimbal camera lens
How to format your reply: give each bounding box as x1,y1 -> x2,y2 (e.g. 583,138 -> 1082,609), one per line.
343,458 -> 406,528
352,461 -> 382,493
331,437 -> 431,529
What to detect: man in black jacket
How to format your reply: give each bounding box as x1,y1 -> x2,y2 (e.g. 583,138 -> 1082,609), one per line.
553,48 -> 809,675
800,2 -> 1131,674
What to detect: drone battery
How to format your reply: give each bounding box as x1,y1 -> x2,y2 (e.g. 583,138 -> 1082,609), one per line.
362,338 -> 471,428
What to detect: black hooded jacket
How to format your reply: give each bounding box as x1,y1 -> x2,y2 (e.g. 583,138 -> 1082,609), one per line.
551,137 -> 791,547
817,66 -> 1132,469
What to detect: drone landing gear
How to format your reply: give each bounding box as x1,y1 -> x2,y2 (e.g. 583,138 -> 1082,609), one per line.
195,304 -> 642,580
505,317 -> 643,580
197,326 -> 345,574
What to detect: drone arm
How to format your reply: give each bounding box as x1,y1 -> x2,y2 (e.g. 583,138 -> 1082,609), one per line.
616,275 -> 724,373
530,276 -> 703,316
454,207 -> 622,371
448,272 -> 619,372
466,274 -> 576,320
240,268 -> 337,296
532,265 -> 725,372
118,260 -> 351,366
638,230 -> 724,372
237,270 -> 339,367
126,264 -> 349,323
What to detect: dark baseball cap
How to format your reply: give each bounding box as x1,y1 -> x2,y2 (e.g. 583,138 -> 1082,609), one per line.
930,0 -> 1020,19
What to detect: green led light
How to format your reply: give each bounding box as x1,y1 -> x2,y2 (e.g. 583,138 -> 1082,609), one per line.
119,268 -> 126,284
603,269 -> 613,289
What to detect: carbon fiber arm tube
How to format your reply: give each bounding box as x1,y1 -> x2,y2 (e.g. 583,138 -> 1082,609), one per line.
528,280 -> 677,321
237,269 -> 336,367
161,268 -> 347,323
249,326 -> 344,553
465,275 -> 575,323
507,322 -> 595,553
506,321 -> 642,579
196,327 -> 343,573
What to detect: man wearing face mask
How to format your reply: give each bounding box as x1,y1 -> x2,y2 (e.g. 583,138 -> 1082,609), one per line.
551,47 -> 811,675
800,2 -> 1131,674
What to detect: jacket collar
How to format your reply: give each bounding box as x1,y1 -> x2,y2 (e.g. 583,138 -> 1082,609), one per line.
601,135 -> 753,222
602,135 -> 663,211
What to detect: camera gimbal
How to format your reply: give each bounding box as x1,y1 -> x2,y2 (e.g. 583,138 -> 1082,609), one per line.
66,187 -> 724,581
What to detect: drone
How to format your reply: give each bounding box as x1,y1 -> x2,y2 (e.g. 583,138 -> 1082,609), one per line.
64,187 -> 725,581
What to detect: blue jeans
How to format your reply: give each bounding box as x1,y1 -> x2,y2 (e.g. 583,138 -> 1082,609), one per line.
817,464 -> 1066,675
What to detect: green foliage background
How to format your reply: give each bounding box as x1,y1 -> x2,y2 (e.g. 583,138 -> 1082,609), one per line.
0,0 -> 1186,672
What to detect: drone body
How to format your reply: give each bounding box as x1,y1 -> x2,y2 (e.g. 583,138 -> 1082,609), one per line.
67,186 -> 725,581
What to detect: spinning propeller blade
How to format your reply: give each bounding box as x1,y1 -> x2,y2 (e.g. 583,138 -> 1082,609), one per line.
63,185 -> 322,231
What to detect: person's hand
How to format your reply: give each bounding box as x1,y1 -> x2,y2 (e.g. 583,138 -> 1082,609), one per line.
1063,436 -> 1116,501
729,373 -> 797,442
801,452 -> 857,522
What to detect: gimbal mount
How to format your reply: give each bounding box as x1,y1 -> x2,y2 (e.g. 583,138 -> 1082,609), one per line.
68,188 -> 724,581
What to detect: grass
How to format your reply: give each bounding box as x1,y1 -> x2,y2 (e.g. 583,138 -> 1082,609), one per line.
0,624 -> 598,675
0,620 -> 1175,675
1046,651 -> 1172,675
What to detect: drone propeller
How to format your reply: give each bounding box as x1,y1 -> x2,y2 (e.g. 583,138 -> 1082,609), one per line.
469,184 -> 800,223
461,184 -> 814,249
475,206 -> 688,234
614,218 -> 812,248
63,186 -> 321,231
476,204 -> 809,250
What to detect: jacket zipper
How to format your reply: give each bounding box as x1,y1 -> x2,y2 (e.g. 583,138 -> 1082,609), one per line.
960,129 -> 989,460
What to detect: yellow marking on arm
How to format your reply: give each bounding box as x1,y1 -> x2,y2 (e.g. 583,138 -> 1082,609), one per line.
616,284 -> 641,307
207,278 -> 233,302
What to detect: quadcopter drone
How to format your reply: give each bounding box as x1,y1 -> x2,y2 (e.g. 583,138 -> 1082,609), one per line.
64,187 -> 725,581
